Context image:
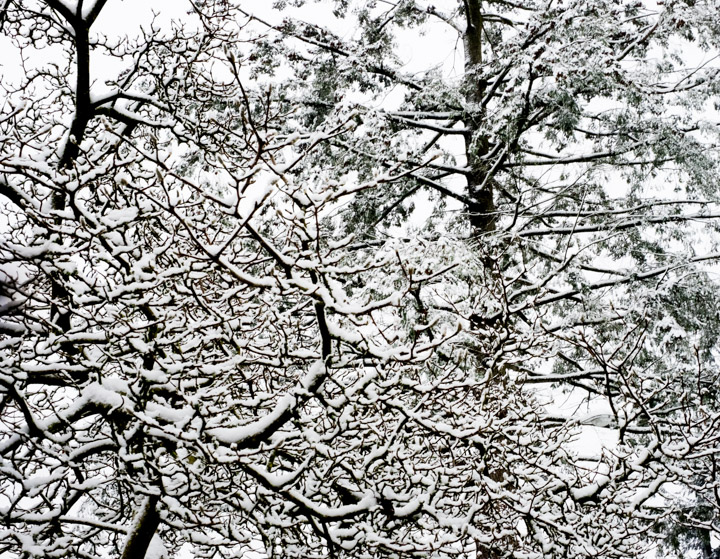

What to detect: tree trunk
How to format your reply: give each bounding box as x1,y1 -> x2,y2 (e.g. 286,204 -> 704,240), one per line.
463,0 -> 496,233
120,496 -> 161,559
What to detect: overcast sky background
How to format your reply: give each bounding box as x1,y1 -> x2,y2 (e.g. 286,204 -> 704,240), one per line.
2,2 -> 708,557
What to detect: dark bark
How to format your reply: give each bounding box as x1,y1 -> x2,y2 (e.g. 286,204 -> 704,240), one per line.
120,496 -> 162,559
44,3 -> 164,557
49,5 -> 95,339
463,0 -> 496,233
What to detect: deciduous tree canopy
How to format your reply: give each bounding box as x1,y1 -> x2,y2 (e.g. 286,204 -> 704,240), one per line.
2,1 -> 720,557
